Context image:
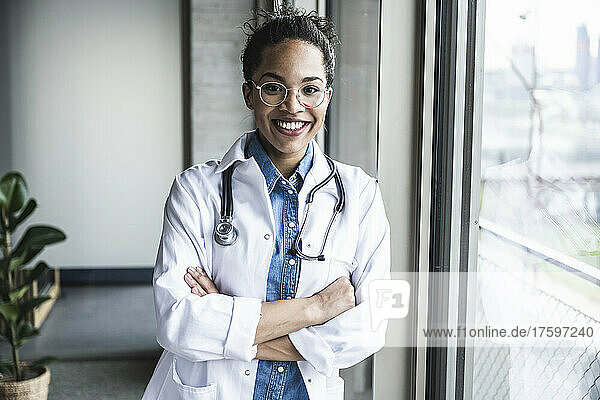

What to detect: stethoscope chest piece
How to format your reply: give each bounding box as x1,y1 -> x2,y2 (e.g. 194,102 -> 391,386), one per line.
214,220 -> 238,246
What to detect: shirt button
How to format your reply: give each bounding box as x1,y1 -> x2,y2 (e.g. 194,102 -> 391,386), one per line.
308,378 -> 312,383
288,221 -> 295,228
264,233 -> 270,240
244,369 -> 250,376
287,189 -> 294,195
288,259 -> 295,265
277,366 -> 284,373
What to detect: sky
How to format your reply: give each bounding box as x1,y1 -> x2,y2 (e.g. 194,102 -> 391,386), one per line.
484,0 -> 600,71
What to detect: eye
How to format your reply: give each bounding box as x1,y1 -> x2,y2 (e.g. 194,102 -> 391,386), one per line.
302,85 -> 322,96
263,83 -> 284,93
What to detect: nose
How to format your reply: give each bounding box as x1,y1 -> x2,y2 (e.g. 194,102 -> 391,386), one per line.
279,88 -> 305,114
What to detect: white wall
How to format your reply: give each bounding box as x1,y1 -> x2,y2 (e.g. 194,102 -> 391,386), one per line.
0,1 -> 11,174
3,0 -> 182,268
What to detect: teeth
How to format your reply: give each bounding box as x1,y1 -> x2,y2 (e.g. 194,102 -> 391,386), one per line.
275,120 -> 306,131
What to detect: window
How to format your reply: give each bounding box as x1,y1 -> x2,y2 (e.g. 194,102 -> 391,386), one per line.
419,0 -> 600,398
471,1 -> 600,398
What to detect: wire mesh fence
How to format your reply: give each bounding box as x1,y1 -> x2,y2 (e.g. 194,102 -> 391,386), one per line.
472,250 -> 600,400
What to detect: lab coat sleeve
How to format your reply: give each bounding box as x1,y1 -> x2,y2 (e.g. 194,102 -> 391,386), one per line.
288,178 -> 390,376
153,174 -> 262,363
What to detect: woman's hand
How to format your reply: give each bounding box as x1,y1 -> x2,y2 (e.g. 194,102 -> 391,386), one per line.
183,268 -> 355,344
312,276 -> 356,324
184,266 -> 219,295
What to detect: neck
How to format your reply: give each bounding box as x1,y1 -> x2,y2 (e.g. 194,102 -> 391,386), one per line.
256,132 -> 306,179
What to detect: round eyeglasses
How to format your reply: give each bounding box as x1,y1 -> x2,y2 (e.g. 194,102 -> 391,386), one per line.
249,80 -> 330,108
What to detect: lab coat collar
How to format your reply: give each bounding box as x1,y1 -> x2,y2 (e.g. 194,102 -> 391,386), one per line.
215,130 -> 333,189
304,140 -> 331,188
215,131 -> 252,174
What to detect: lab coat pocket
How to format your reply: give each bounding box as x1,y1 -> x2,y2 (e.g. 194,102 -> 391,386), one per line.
326,257 -> 358,283
167,358 -> 217,400
298,258 -> 331,295
325,375 -> 345,400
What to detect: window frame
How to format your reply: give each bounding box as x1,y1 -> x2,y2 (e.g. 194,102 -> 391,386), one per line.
415,0 -> 485,398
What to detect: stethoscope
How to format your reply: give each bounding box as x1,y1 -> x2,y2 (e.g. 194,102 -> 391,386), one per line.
213,154 -> 346,262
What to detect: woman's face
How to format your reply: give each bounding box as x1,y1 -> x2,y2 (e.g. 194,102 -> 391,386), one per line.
242,39 -> 332,160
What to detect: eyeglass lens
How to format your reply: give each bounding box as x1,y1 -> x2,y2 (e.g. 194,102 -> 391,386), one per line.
259,82 -> 326,108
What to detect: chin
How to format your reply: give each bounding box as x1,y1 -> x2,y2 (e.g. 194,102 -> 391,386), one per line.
270,141 -> 304,155
267,129 -> 311,146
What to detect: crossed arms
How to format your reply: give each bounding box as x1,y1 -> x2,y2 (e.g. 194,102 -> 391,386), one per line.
183,266 -> 355,361
154,174 -> 389,376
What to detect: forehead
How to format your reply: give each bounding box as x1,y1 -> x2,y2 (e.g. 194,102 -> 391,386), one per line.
254,40 -> 326,83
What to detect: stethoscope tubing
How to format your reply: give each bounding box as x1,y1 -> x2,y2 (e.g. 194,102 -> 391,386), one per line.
213,154 -> 345,262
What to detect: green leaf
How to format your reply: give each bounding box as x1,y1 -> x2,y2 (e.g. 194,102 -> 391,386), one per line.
0,257 -> 8,274
8,199 -> 37,232
0,172 -> 28,214
18,295 -> 51,318
0,261 -> 49,305
8,252 -> 27,272
0,207 -> 5,234
12,225 -> 66,265
8,285 -> 29,302
14,320 -> 39,347
0,303 -> 19,322
0,279 -> 10,302
20,262 -> 50,288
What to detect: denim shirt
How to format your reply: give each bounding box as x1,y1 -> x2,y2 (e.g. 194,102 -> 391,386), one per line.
245,131 -> 312,400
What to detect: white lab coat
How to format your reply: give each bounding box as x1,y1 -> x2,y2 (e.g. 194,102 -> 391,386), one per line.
141,131 -> 390,400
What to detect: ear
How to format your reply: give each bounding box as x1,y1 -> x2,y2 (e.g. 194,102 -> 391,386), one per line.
324,87 -> 333,106
242,82 -> 254,110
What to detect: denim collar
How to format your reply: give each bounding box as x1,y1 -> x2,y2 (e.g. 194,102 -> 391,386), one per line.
245,130 -> 313,194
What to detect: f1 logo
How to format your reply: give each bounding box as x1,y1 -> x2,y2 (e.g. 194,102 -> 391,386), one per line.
369,280 -> 410,330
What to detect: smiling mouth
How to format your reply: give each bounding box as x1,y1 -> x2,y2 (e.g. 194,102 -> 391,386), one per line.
272,119 -> 311,136
274,119 -> 310,131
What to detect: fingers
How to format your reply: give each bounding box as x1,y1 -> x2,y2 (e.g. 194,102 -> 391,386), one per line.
185,266 -> 220,295
184,272 -> 207,296
191,284 -> 206,296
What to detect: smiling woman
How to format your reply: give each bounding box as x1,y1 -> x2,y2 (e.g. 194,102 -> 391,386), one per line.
242,39 -> 333,177
239,8 -> 338,178
141,5 -> 391,400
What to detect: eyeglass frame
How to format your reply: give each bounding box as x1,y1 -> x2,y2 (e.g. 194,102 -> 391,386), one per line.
247,80 -> 332,108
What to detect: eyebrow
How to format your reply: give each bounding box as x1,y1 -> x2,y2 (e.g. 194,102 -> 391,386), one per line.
259,72 -> 324,84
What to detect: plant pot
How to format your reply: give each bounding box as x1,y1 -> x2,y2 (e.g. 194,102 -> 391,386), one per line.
0,365 -> 50,400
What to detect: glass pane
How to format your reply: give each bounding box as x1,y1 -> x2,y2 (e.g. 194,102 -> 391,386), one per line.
471,0 -> 600,398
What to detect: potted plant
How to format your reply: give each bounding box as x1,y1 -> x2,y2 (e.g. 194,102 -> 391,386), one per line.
0,172 -> 65,399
